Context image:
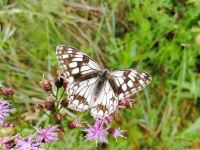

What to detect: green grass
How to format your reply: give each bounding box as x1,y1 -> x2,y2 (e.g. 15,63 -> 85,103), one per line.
0,0 -> 200,149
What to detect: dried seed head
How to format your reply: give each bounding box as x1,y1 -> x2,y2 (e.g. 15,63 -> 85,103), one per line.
60,99 -> 68,108
44,101 -> 55,111
54,78 -> 64,88
40,80 -> 52,92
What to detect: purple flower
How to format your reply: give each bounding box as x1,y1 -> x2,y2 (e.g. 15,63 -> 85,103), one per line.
15,135 -> 40,150
108,128 -> 127,141
82,121 -> 108,144
0,99 -> 11,125
118,97 -> 134,108
0,136 -> 15,149
97,116 -> 113,128
37,125 -> 58,143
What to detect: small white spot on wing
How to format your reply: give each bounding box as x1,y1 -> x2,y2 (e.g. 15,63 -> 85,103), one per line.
72,58 -> 83,61
127,80 -> 133,87
69,62 -> 77,68
71,68 -> 79,74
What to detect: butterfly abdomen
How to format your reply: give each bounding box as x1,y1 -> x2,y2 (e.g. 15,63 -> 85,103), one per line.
93,70 -> 109,99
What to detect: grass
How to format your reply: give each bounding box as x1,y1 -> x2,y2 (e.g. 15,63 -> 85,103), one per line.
0,0 -> 200,149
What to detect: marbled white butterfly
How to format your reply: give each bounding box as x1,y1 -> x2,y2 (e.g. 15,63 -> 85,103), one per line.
56,45 -> 151,119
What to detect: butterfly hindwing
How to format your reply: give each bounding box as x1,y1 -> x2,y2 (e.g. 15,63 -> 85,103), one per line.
67,77 -> 100,112
90,80 -> 118,119
109,69 -> 151,100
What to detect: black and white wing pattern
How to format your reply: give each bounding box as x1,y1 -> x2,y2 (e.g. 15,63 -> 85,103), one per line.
109,69 -> 152,100
56,45 -> 102,113
56,45 -> 152,119
56,45 -> 102,83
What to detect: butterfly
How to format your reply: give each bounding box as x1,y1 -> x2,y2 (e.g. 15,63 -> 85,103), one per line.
56,45 -> 152,119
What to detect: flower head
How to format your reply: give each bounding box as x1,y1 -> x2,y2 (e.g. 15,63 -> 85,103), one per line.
118,97 -> 134,108
0,136 -> 16,149
0,99 -> 11,125
108,128 -> 127,141
15,135 -> 40,150
97,116 -> 113,128
82,121 -> 108,144
40,79 -> 52,92
37,125 -> 58,143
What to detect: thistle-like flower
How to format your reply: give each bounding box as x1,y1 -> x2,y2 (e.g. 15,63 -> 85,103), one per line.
0,136 -> 16,149
82,121 -> 108,144
37,125 -> 58,143
15,135 -> 40,150
0,99 -> 11,125
97,116 -> 113,128
108,128 -> 127,141
118,97 -> 134,108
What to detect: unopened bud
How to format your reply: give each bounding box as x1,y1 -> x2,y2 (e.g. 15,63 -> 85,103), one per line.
40,80 -> 52,92
56,126 -> 65,138
45,101 -> 55,111
0,87 -> 14,96
60,99 -> 68,108
54,78 -> 64,88
68,119 -> 82,129
4,138 -> 16,149
54,114 -> 63,123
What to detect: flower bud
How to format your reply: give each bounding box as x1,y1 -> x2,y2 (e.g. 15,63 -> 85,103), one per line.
54,114 -> 63,124
60,99 -> 68,108
56,126 -> 65,138
68,119 -> 82,129
63,81 -> 68,89
4,138 -> 16,149
40,80 -> 52,92
45,101 -> 55,111
54,78 -> 64,88
0,87 -> 14,96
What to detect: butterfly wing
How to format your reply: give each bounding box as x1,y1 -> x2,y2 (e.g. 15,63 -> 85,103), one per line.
90,80 -> 118,119
56,45 -> 102,83
109,69 -> 152,100
56,45 -> 102,112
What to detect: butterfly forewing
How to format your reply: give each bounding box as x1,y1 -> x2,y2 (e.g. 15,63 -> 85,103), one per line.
56,45 -> 102,83
109,69 -> 152,100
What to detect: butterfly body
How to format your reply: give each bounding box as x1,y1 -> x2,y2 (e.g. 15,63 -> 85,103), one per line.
56,45 -> 152,119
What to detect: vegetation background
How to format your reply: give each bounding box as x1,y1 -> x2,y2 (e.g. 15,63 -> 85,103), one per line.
0,0 -> 200,149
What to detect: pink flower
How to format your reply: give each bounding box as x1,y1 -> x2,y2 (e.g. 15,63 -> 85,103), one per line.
0,136 -> 15,149
15,135 -> 41,150
82,121 -> 108,144
97,116 -> 113,128
37,126 -> 58,143
108,128 -> 127,141
118,97 -> 134,108
0,99 -> 11,125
